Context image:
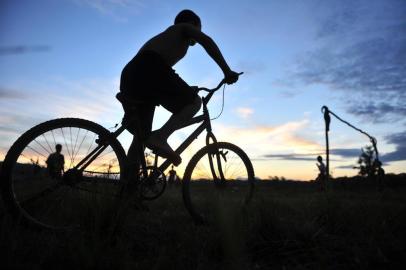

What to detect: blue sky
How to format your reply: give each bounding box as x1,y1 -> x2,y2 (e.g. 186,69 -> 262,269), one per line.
1,0 -> 405,180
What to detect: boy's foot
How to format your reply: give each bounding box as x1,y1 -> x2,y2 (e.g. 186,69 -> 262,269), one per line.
145,133 -> 181,166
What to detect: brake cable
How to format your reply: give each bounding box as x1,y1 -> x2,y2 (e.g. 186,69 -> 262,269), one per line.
210,84 -> 226,120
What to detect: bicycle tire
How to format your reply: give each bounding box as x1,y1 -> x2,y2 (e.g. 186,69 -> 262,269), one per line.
182,142 -> 255,224
0,118 -> 127,231
139,166 -> 167,200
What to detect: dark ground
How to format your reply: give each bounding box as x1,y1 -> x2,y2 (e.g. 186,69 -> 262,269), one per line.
1,174 -> 406,269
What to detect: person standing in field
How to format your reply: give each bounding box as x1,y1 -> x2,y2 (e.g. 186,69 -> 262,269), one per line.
316,155 -> 326,190
168,165 -> 178,186
46,144 -> 65,179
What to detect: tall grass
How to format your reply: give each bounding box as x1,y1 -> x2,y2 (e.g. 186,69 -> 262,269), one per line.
1,181 -> 406,269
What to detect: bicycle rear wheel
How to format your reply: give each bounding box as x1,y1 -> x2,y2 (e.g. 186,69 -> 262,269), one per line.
0,118 -> 127,231
182,142 -> 255,224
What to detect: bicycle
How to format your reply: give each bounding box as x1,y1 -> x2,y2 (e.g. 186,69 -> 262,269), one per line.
0,79 -> 255,231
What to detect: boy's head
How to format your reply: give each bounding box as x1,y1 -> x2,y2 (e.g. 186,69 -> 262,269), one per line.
175,9 -> 201,29
317,155 -> 323,163
55,144 -> 62,153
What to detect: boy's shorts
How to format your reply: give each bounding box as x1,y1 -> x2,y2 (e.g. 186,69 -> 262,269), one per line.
119,50 -> 197,138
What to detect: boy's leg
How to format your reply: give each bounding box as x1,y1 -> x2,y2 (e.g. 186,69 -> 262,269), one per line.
151,96 -> 201,140
127,136 -> 139,168
125,136 -> 140,189
145,96 -> 201,164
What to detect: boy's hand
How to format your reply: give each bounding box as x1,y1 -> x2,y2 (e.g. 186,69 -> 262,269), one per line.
224,70 -> 241,84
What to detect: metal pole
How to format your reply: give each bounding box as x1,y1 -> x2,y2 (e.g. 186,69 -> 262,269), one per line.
321,105 -> 383,189
322,106 -> 331,190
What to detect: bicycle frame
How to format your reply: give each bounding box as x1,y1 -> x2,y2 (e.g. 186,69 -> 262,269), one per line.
126,92 -> 220,179
72,82 -> 226,182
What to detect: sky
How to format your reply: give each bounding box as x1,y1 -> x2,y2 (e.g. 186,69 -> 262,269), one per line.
1,0 -> 405,180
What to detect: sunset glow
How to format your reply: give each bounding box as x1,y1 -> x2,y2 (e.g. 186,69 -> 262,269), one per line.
1,0 -> 405,180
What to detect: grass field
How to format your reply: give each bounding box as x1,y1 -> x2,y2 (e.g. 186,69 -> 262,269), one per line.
1,175 -> 406,269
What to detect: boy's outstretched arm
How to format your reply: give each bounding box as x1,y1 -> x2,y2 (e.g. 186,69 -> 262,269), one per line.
181,24 -> 240,84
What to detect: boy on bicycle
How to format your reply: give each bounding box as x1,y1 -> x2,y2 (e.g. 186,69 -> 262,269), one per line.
119,9 -> 240,166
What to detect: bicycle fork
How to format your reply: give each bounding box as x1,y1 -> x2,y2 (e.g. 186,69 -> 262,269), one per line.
206,132 -> 227,186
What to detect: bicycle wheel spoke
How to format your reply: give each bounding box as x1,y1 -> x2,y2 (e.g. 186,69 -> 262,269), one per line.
183,143 -> 255,224
85,133 -> 97,157
60,128 -> 73,168
41,133 -> 54,153
194,156 -> 211,179
33,139 -> 52,156
69,127 -> 74,166
26,144 -> 49,160
226,158 -> 244,179
3,118 -> 125,230
51,129 -> 57,147
73,129 -> 88,163
71,128 -> 81,164
95,149 -> 115,162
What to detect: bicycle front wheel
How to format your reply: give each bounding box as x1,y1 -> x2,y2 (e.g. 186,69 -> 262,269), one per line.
182,142 -> 255,224
0,118 -> 127,231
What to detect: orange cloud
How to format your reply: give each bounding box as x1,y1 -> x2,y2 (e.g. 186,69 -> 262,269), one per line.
214,119 -> 321,156
236,107 -> 254,119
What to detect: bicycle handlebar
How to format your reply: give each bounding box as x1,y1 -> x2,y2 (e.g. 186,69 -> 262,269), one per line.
197,80 -> 225,93
197,72 -> 243,92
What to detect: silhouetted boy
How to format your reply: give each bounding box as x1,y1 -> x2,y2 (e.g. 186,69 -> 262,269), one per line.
316,155 -> 326,190
119,10 -> 240,166
46,144 -> 65,179
168,165 -> 178,185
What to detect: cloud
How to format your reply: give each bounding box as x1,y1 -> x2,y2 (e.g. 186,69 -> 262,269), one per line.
0,46 -> 51,55
315,0 -> 360,39
382,131 -> 406,162
236,107 -> 254,119
286,0 -> 406,123
263,148 -> 360,162
214,119 -> 321,160
0,88 -> 27,99
347,102 -> 406,123
0,77 -> 124,160
236,60 -> 267,75
264,153 -> 319,162
15,76 -> 123,122
0,113 -> 48,154
334,164 -> 357,170
264,135 -> 406,164
330,148 -> 361,158
72,0 -> 145,21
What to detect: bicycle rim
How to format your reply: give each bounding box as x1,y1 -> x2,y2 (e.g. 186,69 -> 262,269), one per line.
182,142 -> 255,224
0,118 -> 127,231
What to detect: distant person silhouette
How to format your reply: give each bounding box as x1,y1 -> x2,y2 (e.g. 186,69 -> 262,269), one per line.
168,165 -> 178,185
119,9 -> 240,166
46,144 -> 65,179
316,155 -> 326,190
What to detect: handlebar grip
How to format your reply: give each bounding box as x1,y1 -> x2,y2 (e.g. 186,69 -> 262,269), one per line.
197,72 -> 243,92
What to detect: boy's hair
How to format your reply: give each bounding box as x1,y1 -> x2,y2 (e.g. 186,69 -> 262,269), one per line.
174,9 -> 201,25
317,155 -> 323,162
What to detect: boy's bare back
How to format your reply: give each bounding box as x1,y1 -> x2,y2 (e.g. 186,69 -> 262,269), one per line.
139,24 -> 193,67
